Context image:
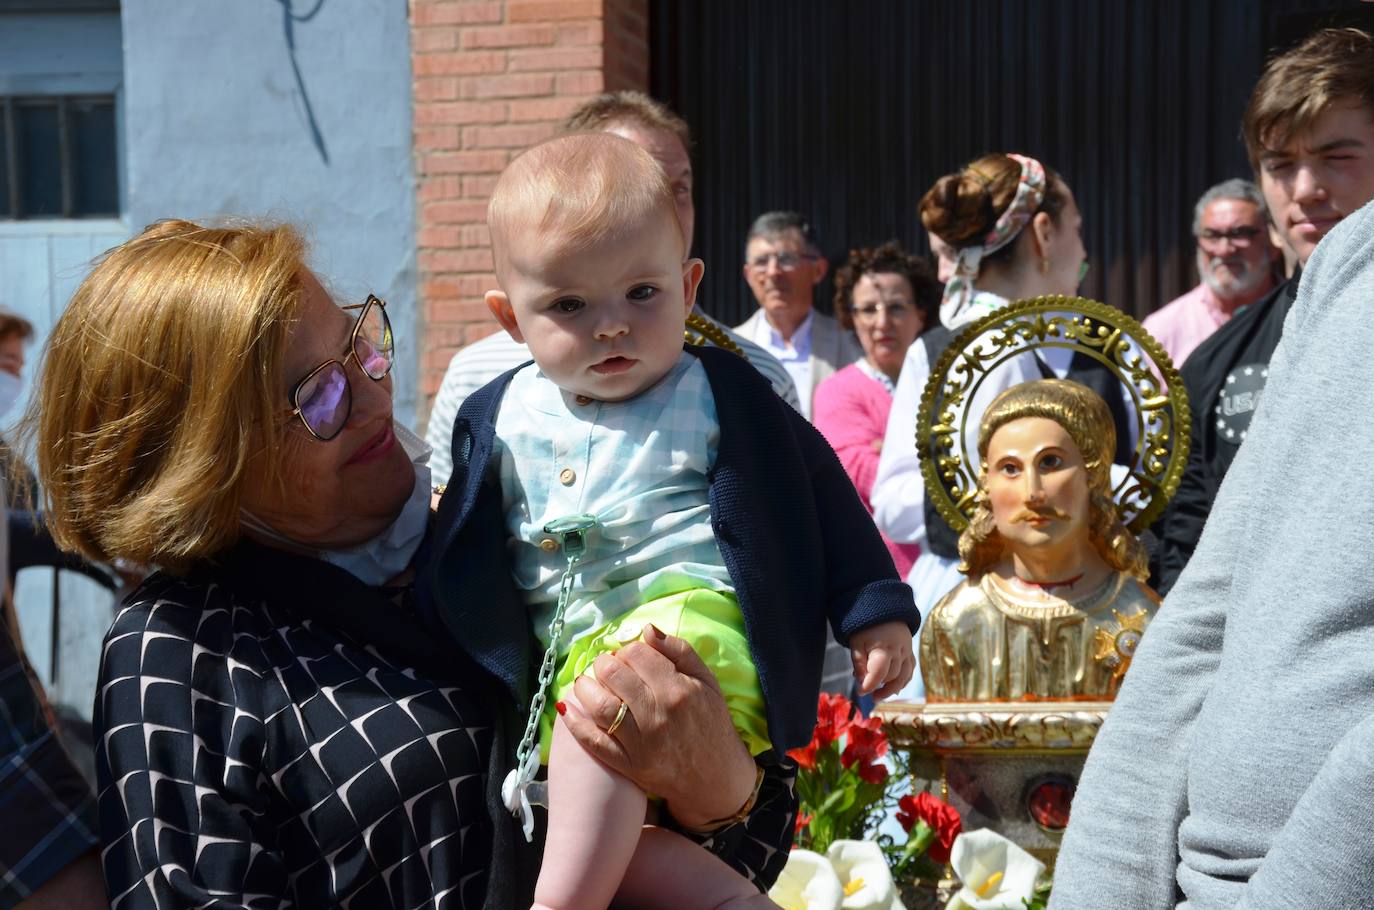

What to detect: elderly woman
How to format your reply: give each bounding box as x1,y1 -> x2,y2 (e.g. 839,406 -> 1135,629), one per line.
812,241 -> 939,578
33,220 -> 794,908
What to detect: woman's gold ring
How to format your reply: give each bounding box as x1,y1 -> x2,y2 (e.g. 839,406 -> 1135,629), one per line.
605,700 -> 629,737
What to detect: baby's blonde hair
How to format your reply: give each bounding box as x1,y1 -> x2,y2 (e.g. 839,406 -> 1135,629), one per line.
487,131 -> 682,270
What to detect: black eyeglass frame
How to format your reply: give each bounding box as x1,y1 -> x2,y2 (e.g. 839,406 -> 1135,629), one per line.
287,294 -> 394,441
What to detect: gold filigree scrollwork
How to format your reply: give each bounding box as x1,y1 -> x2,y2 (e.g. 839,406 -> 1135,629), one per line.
916,296 -> 1190,534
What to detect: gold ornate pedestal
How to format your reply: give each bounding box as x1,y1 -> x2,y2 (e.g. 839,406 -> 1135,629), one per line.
877,700 -> 1111,869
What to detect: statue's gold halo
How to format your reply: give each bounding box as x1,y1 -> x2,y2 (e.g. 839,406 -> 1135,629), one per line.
916,296 -> 1190,534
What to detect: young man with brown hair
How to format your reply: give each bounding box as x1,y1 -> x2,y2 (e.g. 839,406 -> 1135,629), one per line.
1155,27 -> 1374,592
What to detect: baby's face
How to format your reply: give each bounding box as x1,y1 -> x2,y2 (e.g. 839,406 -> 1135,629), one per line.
488,209 -> 704,402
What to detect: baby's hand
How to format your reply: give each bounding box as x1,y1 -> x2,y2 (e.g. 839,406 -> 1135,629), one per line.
849,621 -> 914,700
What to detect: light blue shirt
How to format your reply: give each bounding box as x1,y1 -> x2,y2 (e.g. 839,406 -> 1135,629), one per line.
494,352 -> 734,651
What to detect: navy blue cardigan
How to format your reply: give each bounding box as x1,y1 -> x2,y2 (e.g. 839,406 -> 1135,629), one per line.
418,344 -> 918,752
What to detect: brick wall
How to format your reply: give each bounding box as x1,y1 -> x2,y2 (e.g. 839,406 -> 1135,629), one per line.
410,0 -> 649,423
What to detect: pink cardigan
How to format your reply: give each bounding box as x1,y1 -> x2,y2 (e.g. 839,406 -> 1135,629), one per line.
813,362 -> 922,577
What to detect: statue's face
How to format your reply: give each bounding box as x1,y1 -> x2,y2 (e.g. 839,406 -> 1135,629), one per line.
985,416 -> 1091,558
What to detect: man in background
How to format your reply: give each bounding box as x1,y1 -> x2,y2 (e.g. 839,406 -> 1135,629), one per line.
1155,27 -> 1374,592
1143,179 -> 1277,368
736,211 -> 862,420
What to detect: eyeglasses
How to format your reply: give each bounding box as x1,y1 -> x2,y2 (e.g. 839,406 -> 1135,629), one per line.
1198,226 -> 1263,247
849,300 -> 917,321
288,294 -> 394,441
746,251 -> 817,272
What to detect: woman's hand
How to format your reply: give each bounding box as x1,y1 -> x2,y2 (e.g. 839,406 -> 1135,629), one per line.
563,623 -> 757,829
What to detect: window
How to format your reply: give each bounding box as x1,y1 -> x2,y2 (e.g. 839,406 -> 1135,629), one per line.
0,2 -> 122,221
2,94 -> 118,218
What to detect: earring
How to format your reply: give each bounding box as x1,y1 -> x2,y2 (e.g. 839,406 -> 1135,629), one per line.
1040,257 -> 1052,275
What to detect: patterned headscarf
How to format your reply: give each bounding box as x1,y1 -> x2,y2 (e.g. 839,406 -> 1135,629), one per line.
939,153 -> 1047,328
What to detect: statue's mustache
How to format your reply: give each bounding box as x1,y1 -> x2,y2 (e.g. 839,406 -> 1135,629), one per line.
1012,506 -> 1072,523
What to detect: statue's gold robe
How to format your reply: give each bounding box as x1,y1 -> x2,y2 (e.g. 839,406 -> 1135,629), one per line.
920,571 -> 1160,702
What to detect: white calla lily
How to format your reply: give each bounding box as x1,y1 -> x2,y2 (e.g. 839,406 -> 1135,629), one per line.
769,849 -> 844,910
826,840 -> 906,910
945,830 -> 1045,910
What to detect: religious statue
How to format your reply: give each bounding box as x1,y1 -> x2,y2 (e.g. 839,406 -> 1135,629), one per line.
919,378 -> 1160,702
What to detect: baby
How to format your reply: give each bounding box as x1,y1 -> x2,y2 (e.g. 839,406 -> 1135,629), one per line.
430,133 -> 917,909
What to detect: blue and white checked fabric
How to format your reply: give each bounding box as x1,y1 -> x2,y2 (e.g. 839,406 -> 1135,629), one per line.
495,352 -> 734,650
0,626 -> 97,909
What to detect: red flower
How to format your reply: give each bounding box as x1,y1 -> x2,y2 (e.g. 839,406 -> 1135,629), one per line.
897,792 -> 962,863
840,717 -> 888,769
813,692 -> 856,747
855,759 -> 889,785
794,811 -> 813,837
786,740 -> 819,770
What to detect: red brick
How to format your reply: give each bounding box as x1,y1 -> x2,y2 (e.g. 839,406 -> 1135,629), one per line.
456,273 -> 499,295
420,150 -> 509,175
420,248 -> 493,272
412,1 -> 503,26
431,298 -> 495,324
463,323 -> 504,345
414,125 -> 460,150
508,0 -> 601,22
461,24 -> 557,49
412,29 -> 459,53
413,52 -> 506,77
507,46 -> 604,72
461,174 -> 499,198
461,122 -> 555,149
415,100 -> 507,125
414,77 -> 461,102
422,277 -> 463,300
419,226 -> 464,248
460,224 -> 492,246
423,200 -> 490,223
460,72 -> 556,100
419,176 -> 464,202
554,21 -> 603,46
422,375 -> 444,398
555,71 -> 602,95
507,96 -> 586,122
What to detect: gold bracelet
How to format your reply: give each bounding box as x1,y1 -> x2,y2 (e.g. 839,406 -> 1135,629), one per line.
676,763 -> 767,835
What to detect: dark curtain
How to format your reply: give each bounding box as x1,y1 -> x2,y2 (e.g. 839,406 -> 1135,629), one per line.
650,0 -> 1373,327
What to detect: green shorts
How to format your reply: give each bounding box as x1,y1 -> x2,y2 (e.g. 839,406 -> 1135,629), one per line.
538,588 -> 771,763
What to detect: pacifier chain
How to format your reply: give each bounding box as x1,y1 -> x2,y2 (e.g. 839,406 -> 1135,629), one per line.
502,514 -> 599,842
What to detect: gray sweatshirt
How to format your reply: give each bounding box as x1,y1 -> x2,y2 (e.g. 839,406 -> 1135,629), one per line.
1050,198 -> 1374,909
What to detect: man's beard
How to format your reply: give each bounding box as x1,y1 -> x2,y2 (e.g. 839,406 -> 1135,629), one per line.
1199,250 -> 1268,302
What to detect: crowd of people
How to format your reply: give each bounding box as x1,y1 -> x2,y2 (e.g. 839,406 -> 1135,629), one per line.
2,20 -> 1373,910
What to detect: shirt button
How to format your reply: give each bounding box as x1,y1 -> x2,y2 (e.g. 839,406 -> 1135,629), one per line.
539,538 -> 558,552
575,394 -> 593,406
558,467 -> 576,486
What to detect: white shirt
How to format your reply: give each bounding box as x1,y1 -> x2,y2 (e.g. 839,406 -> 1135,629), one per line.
744,310 -> 814,419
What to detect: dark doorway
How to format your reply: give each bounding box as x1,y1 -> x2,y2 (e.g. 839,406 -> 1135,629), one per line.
651,0 -> 1373,327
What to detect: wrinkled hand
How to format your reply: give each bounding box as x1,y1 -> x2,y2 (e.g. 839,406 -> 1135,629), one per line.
561,623 -> 756,828
849,620 -> 915,699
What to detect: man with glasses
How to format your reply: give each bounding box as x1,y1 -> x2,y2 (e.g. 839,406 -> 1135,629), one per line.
736,211 -> 862,419
1142,179 -> 1278,368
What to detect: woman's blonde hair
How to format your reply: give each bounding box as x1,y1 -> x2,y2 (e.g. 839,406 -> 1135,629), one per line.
31,219 -> 306,571
957,379 -> 1147,580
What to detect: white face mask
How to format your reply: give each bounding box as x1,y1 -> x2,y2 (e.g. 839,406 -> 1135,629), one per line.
0,372 -> 23,419
241,422 -> 433,586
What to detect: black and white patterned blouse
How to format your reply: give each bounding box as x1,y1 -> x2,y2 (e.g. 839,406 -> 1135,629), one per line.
95,541 -> 797,909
